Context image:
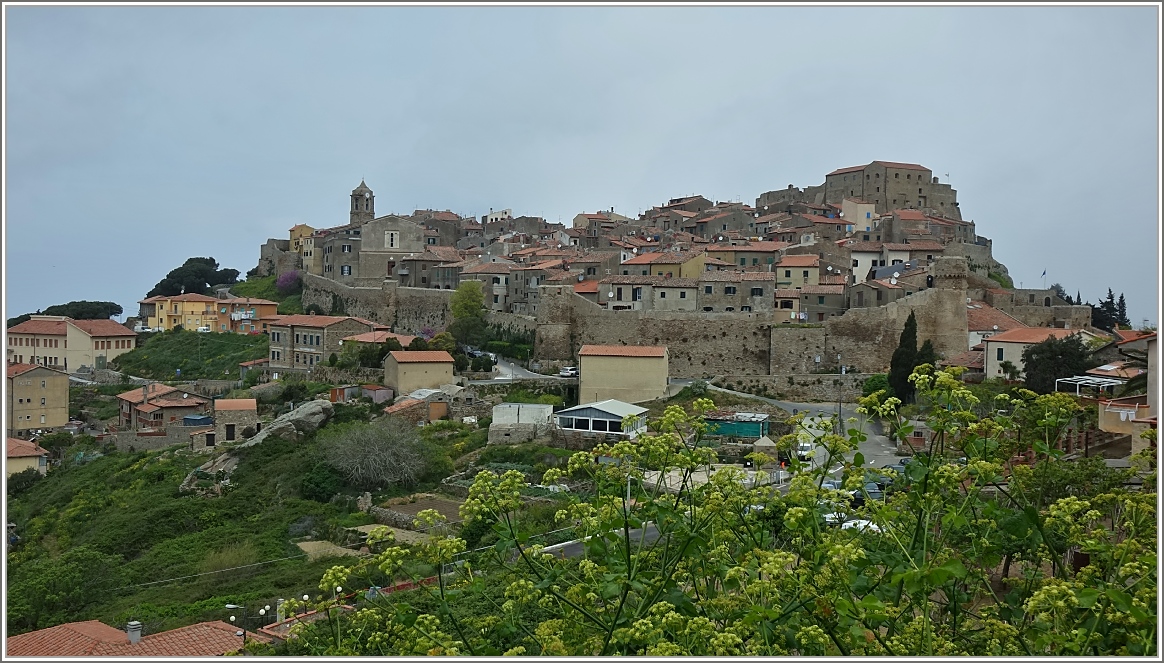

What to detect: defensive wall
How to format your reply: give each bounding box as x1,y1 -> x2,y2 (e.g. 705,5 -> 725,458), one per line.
301,274 -> 455,334
713,373 -> 875,403
535,257 -> 971,378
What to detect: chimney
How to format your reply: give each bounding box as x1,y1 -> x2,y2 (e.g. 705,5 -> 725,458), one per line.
126,621 -> 142,644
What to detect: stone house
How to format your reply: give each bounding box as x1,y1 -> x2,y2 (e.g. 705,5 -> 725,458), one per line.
398,246 -> 462,288
212,398 -> 259,443
696,271 -> 777,313
566,250 -> 622,280
315,223 -> 363,283
795,285 -> 848,322
773,289 -> 803,322
596,275 -> 699,312
7,316 -> 138,372
965,301 -> 1028,350
357,215 -> 426,282
6,437 -> 49,476
116,383 -> 209,430
619,250 -> 708,279
578,345 -> 668,404
362,384 -> 394,404
383,351 -> 455,396
488,402 -> 554,445
849,279 -> 907,310
6,363 -> 69,437
822,161 -> 960,219
267,315 -> 386,375
459,262 -> 514,311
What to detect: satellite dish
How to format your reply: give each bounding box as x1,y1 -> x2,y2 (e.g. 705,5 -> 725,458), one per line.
892,272 -> 900,279
993,325 -> 999,331
890,278 -> 898,285
838,212 -> 844,217
631,247 -> 638,254
608,291 -> 615,298
827,266 -> 833,272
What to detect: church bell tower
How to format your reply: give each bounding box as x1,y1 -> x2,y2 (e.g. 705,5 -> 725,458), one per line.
350,180 -> 374,225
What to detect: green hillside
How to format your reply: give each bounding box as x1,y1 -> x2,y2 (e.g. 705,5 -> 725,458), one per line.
231,275 -> 303,314
111,329 -> 268,380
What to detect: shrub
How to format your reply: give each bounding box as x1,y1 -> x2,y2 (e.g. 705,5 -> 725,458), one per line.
300,463 -> 345,502
862,373 -> 891,397
275,270 -> 303,296
6,468 -> 43,496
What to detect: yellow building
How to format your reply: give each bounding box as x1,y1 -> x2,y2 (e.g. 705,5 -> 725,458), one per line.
384,350 -> 455,396
7,317 -> 138,373
6,438 -> 49,477
578,345 -> 669,404
6,363 -> 69,436
618,251 -> 708,278
289,223 -> 315,255
138,294 -> 221,331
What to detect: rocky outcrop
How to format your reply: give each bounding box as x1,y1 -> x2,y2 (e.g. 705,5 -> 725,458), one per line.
238,398 -> 334,447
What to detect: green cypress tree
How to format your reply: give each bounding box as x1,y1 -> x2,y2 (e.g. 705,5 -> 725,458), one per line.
888,311 -> 918,402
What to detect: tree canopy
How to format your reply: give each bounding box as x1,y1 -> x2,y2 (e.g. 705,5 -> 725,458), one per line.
887,311 -> 918,401
1021,333 -> 1096,394
7,301 -> 124,328
146,257 -> 240,297
281,366 -> 1157,656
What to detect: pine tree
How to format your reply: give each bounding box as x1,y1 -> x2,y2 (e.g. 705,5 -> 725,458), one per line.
916,339 -> 938,370
1117,293 -> 1130,327
1075,290 -> 1082,306
888,311 -> 918,403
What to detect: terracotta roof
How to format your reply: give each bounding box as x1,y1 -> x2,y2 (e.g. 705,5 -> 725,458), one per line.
220,296 -> 279,306
238,358 -> 269,367
6,362 -> 58,378
900,240 -> 945,252
844,241 -> 885,253
711,241 -> 790,253
794,285 -> 846,295
384,398 -> 424,415
7,318 -> 68,335
573,280 -> 600,294
270,315 -> 380,329
941,350 -> 985,370
1114,329 -> 1154,343
874,160 -> 929,171
388,350 -> 454,363
773,289 -> 803,298
117,383 -> 180,404
985,328 -> 1090,344
703,257 -> 735,267
777,254 -> 820,267
826,165 -> 866,176
870,279 -> 902,290
214,398 -> 257,411
820,274 -> 847,285
622,252 -> 685,265
426,245 -> 462,262
461,262 -> 513,274
966,302 -> 1028,332
343,330 -> 418,347
579,345 -> 667,358
7,437 -> 48,458
135,402 -> 161,414
893,209 -> 929,221
71,319 -> 138,337
155,293 -> 220,303
138,295 -> 167,304
362,384 -> 391,391
4,619 -> 269,658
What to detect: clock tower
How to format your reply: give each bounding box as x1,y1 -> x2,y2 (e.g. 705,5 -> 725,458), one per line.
350,180 -> 375,225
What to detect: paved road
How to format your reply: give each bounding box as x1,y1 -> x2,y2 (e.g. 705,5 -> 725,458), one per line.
467,357 -> 576,385
544,523 -> 662,559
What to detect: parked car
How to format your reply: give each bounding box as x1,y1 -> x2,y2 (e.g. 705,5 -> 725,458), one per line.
797,441 -> 814,461
132,325 -> 151,333
820,479 -> 844,491
559,366 -> 578,377
195,326 -> 211,333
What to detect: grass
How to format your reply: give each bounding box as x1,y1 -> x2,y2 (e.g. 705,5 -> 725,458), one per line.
988,271 -> 1014,289
110,329 -> 268,380
232,275 -> 303,314
641,385 -> 790,420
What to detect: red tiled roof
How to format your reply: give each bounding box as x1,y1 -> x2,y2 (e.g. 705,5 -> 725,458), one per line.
7,318 -> 68,335
1114,329 -> 1154,343
573,280 -> 600,294
773,289 -> 802,298
942,350 -> 985,370
622,252 -> 684,265
384,398 -> 424,415
966,302 -> 1028,332
6,362 -> 56,378
388,350 -> 454,363
777,254 -> 820,267
985,328 -> 1090,344
238,358 -> 269,367
6,620 -> 128,656
7,437 -> 48,458
362,384 -> 391,391
343,330 -> 418,347
845,241 -> 884,253
71,319 -> 138,337
870,279 -> 902,290
1086,362 -> 1146,380
893,209 -> 929,221
874,160 -> 929,171
117,383 -> 180,404
157,293 -> 221,303
214,398 -> 257,411
461,262 -> 513,274
579,345 -> 667,358
826,164 -> 866,176
820,274 -> 847,285
901,241 -> 945,252
220,296 -> 279,306
7,619 -> 272,657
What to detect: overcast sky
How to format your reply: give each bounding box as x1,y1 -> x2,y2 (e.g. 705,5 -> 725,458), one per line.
4,5 -> 1160,326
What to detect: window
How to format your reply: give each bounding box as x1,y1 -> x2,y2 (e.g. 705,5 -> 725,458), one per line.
863,234 -> 870,241
341,265 -> 352,276
41,380 -> 46,388
680,291 -> 687,299
852,259 -> 859,267
592,419 -> 608,432
741,305 -> 752,312
226,424 -> 236,441
703,306 -> 713,312
559,417 -> 574,429
895,173 -> 899,179
725,307 -> 734,312
295,333 -> 300,344
704,285 -> 713,294
996,348 -> 1004,361
751,287 -> 763,296
659,291 -> 666,299
41,415 -> 46,424
739,258 -> 746,266
802,270 -> 809,278
41,398 -> 46,405
724,286 -> 737,295
876,290 -> 883,302
493,295 -> 499,304
780,300 -> 793,309
341,244 -> 352,253
386,231 -> 399,248
752,258 -> 759,265
876,186 -> 880,193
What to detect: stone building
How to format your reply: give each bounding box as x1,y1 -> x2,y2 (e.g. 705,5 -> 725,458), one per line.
822,161 -> 960,219
358,215 -> 429,282
696,271 -> 776,313
267,315 -> 386,375
116,383 -> 209,429
211,398 -> 259,444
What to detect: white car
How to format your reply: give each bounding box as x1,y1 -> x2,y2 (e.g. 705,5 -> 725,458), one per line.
797,441 -> 814,460
195,326 -> 211,333
132,325 -> 151,333
559,366 -> 578,377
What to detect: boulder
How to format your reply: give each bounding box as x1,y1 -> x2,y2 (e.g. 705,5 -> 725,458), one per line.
239,398 -> 334,447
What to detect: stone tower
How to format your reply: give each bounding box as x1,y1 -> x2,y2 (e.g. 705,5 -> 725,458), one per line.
350,180 -> 375,225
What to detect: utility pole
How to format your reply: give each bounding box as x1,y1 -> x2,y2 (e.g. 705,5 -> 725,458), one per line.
836,353 -> 843,436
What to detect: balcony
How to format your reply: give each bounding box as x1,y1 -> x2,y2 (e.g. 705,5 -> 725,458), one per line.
230,312 -> 254,321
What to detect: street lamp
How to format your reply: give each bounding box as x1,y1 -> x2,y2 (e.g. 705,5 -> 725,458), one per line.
836,353 -> 843,435
226,604 -> 247,645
